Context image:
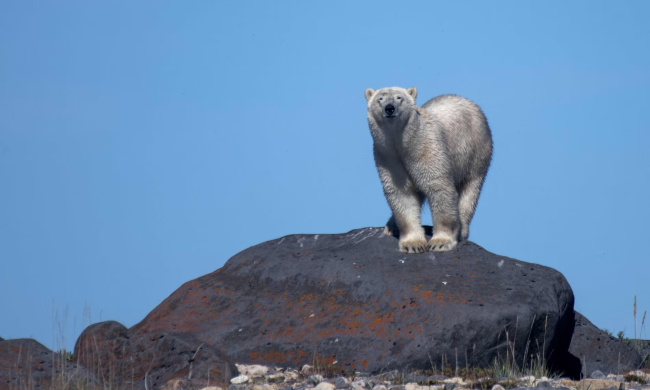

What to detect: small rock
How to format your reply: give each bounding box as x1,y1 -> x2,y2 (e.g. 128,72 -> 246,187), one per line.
491,385 -> 505,390
236,364 -> 270,378
335,377 -> 350,388
443,384 -> 455,390
308,375 -> 324,385
592,371 -> 607,380
373,386 -> 388,390
537,382 -> 552,388
284,371 -> 300,382
199,387 -> 224,390
163,379 -> 191,390
578,379 -> 623,390
616,376 -> 625,383
351,380 -> 367,390
388,386 -> 405,390
231,375 -> 250,384
228,385 -> 249,390
443,378 -> 465,385
316,383 -> 336,390
280,386 -> 293,390
521,376 -> 536,383
267,374 -> 286,384
302,365 -> 314,375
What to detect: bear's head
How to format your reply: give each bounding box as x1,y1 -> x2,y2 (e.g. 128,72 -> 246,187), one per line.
365,87 -> 418,126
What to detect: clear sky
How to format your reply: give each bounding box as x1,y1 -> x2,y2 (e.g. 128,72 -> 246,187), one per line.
1,1 -> 649,352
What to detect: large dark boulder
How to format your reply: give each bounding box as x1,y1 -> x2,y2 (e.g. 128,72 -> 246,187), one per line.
73,321 -> 236,390
0,338 -> 96,390
127,227 -> 575,375
567,312 -> 643,375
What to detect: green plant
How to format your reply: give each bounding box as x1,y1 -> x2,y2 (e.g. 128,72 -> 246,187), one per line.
499,378 -> 519,389
476,378 -> 498,390
623,373 -> 647,384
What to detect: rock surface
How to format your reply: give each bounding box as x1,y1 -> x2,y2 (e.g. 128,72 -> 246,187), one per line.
126,227 -> 576,375
0,338 -> 96,389
567,312 -> 642,375
73,321 -> 237,390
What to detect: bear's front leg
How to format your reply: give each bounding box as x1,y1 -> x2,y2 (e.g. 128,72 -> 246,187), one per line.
374,156 -> 427,254
424,181 -> 461,252
392,195 -> 427,254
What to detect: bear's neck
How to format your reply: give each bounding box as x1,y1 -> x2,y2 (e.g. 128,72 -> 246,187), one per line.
400,107 -> 424,140
370,107 -> 423,150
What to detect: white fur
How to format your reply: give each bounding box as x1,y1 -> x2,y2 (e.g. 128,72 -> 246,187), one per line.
365,87 -> 493,253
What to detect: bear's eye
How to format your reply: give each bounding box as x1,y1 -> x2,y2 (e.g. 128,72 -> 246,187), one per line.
379,97 -> 383,101
396,96 -> 402,100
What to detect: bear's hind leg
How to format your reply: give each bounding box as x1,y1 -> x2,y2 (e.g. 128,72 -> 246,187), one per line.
383,215 -> 399,237
458,176 -> 486,241
425,181 -> 461,252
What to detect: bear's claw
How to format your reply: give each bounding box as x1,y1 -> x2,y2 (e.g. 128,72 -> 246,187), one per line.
427,237 -> 457,252
398,238 -> 428,254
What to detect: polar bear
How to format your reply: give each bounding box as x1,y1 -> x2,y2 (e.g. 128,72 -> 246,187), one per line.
365,87 -> 493,253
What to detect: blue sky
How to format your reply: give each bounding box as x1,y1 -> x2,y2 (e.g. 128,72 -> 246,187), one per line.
1,1 -> 649,351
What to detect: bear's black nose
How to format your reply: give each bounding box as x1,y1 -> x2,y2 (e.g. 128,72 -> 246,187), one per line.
385,104 -> 395,116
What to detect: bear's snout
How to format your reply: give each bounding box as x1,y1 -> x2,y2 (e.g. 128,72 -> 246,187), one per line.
385,104 -> 396,116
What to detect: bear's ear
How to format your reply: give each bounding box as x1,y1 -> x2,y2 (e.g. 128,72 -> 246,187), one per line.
407,87 -> 417,101
365,89 -> 376,101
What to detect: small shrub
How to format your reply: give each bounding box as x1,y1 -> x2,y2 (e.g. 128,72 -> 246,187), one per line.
499,378 -> 519,389
624,374 -> 647,384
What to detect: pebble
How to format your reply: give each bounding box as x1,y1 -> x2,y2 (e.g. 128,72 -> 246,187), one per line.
236,364 -> 270,378
335,377 -> 350,388
351,380 -> 367,390
442,377 -> 465,385
315,383 -> 336,390
308,375 -> 324,385
284,371 -> 300,381
522,376 -> 536,383
231,375 -> 250,384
